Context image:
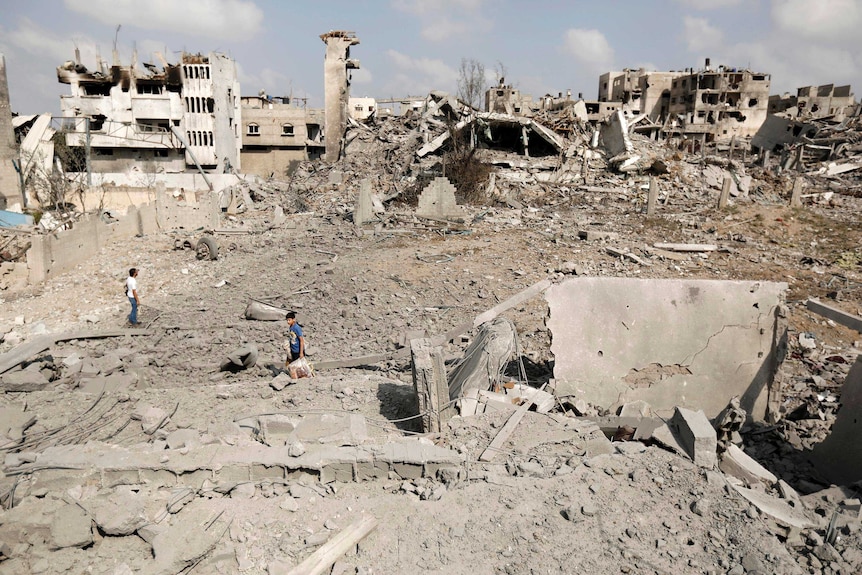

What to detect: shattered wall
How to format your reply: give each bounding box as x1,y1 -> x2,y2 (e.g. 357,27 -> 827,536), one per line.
546,278 -> 787,420
810,356 -> 862,484
27,206 -> 155,284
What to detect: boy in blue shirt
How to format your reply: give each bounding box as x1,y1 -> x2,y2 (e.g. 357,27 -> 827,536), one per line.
285,312 -> 305,365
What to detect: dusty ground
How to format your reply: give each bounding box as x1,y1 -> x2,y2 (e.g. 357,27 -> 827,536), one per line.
1,166 -> 861,574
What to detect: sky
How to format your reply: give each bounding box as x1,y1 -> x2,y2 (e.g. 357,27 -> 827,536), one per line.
1,0 -> 860,115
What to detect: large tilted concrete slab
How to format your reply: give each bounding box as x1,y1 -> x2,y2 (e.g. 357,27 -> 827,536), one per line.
546,278 -> 787,420
810,356 -> 862,485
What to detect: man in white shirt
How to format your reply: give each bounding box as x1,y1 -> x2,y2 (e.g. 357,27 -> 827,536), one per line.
126,268 -> 141,325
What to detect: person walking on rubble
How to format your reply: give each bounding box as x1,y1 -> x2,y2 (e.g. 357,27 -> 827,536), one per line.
284,311 -> 305,365
126,268 -> 141,326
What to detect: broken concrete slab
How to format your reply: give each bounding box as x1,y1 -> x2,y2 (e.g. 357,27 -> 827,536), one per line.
732,485 -> 817,529
245,300 -> 289,321
220,344 -> 259,371
81,487 -> 149,536
600,110 -> 632,157
50,503 -> 93,550
719,444 -> 777,486
546,278 -> 787,420
810,355 -> 862,484
0,368 -> 50,391
671,407 -> 717,468
354,179 -> 374,226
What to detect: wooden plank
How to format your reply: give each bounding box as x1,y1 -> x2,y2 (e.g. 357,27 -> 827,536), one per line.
653,243 -> 718,252
284,516 -> 378,575
806,298 -> 862,333
478,384 -> 547,462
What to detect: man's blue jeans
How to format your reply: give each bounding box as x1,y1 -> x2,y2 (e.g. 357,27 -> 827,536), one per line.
128,297 -> 138,324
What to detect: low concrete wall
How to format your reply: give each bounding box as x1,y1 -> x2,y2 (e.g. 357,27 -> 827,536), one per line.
810,356 -> 862,484
546,278 -> 787,420
25,193 -> 215,284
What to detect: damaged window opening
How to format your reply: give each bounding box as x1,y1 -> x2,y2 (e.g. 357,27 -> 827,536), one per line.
206,98 -> 214,113
282,124 -> 295,136
247,123 -> 260,136
82,83 -> 111,97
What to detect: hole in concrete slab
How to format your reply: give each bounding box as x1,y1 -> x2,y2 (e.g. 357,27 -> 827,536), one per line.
622,363 -> 692,388
597,351 -> 603,357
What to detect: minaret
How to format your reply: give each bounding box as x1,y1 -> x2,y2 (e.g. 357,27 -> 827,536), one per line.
320,31 -> 360,163
0,53 -> 21,209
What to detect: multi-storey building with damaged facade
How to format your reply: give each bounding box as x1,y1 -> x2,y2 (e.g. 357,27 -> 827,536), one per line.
599,60 -> 770,142
56,51 -> 241,175
666,59 -> 770,142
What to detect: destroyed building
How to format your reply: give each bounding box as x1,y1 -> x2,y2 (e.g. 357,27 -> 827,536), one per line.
768,84 -> 857,120
667,58 -> 770,142
239,93 -> 325,178
56,51 -> 241,176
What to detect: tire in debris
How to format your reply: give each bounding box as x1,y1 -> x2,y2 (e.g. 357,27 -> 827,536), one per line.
196,236 -> 219,260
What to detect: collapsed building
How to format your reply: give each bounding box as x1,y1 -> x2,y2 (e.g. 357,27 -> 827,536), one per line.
0,29 -> 861,574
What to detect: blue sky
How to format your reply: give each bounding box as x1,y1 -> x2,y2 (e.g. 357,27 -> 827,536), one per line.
1,0 -> 860,115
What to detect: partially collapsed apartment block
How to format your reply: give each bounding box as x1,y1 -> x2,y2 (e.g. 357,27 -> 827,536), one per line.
768,84 -> 856,120
666,59 -> 770,142
599,60 -> 770,142
56,51 -> 241,175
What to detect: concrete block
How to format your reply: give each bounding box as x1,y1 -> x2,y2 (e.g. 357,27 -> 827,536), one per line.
356,461 -> 390,480
320,462 -> 354,483
671,407 -> 717,468
249,464 -> 286,481
392,463 -> 423,480
719,444 -> 777,486
546,278 -> 787,420
50,504 -> 93,549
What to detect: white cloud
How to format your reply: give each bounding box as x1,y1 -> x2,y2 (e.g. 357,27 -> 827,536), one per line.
350,67 -> 373,86
64,0 -> 263,41
2,17 -> 99,65
682,16 -> 723,52
382,50 -> 458,96
561,29 -> 614,72
771,0 -> 860,41
391,0 -> 491,42
674,0 -> 742,9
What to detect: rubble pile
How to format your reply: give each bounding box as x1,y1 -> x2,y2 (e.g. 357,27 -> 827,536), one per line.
0,93 -> 861,574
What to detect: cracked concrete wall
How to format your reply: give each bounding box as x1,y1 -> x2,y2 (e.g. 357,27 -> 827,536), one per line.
546,278 -> 787,420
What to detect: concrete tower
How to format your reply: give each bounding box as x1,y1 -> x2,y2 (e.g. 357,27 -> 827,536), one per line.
320,31 -> 360,163
0,53 -> 20,209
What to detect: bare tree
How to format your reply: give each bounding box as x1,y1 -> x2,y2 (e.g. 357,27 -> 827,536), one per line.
457,58 -> 487,111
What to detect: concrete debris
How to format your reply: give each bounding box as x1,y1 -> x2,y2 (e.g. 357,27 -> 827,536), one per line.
2,44 -> 862,575
671,407 -> 718,468
719,444 -> 778,486
220,344 -> 259,371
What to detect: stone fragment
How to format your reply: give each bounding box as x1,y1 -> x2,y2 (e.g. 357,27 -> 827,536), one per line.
0,369 -> 50,392
719,444 -> 777,486
50,504 -> 93,549
166,429 -> 201,450
671,407 -> 717,468
84,488 -> 149,536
